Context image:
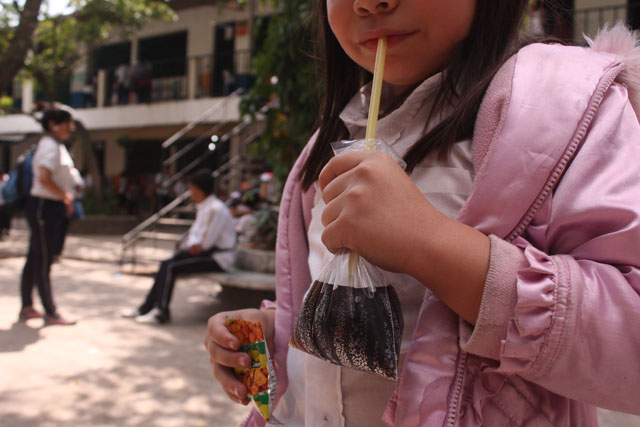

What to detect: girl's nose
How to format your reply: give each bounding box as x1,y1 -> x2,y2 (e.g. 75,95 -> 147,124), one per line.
353,0 -> 398,16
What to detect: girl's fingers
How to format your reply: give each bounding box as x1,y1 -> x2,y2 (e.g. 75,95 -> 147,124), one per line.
211,359 -> 249,405
204,309 -> 273,406
206,314 -> 240,351
320,193 -> 341,228
321,218 -> 350,254
318,151 -> 370,192
204,336 -> 251,369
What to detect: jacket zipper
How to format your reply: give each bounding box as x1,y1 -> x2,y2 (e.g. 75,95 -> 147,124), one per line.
506,62 -> 622,241
443,61 -> 622,427
445,352 -> 468,427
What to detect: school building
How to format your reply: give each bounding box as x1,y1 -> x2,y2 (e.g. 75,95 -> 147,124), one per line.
0,0 -> 637,190
0,0 -> 278,195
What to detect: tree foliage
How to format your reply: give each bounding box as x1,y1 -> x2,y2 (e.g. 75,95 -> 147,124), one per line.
240,0 -> 318,185
0,0 -> 44,94
0,0 -> 174,98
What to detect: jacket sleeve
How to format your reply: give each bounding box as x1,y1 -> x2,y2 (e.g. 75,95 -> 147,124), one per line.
460,82 -> 640,415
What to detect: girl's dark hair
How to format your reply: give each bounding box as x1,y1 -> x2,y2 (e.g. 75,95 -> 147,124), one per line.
299,0 -> 530,189
188,169 -> 214,196
41,109 -> 72,132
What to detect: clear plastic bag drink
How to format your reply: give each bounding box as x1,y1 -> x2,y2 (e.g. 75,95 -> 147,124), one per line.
290,139 -> 406,380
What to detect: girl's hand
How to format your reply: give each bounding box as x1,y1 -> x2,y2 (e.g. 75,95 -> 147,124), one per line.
203,308 -> 275,405
319,151 -> 444,274
319,151 -> 491,324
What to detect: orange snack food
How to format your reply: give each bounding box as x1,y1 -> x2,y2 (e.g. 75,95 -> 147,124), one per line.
227,318 -> 264,345
226,318 -> 280,424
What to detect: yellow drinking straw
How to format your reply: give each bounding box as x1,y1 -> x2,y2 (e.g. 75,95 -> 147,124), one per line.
365,37 -> 387,142
349,37 -> 387,280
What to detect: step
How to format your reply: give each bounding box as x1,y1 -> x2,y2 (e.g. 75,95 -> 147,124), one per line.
137,231 -> 182,241
156,218 -> 194,226
171,207 -> 196,215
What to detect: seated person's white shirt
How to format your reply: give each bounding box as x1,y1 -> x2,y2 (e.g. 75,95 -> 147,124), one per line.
183,194 -> 236,270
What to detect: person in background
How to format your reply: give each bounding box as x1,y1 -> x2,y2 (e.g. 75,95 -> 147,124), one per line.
82,74 -> 96,108
0,173 -> 10,239
154,166 -> 171,212
121,169 -> 236,324
53,166 -> 84,262
172,177 -> 188,198
114,62 -> 131,105
20,109 -> 77,325
133,61 -> 153,103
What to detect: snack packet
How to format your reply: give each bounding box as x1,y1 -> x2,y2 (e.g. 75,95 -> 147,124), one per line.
226,318 -> 281,424
289,139 -> 405,381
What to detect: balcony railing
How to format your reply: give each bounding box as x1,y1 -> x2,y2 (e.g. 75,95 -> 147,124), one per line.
574,4 -> 638,40
88,50 -> 252,108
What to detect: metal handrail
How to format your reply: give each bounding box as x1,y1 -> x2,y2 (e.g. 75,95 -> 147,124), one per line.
161,87 -> 243,149
121,190 -> 191,248
120,98 -> 275,265
161,97 -> 276,188
162,121 -> 226,167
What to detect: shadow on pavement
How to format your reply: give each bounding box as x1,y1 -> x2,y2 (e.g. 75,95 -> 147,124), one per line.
0,257 -> 270,426
0,321 -> 41,353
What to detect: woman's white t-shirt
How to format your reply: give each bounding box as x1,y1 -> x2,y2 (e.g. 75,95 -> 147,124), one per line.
273,75 -> 474,426
30,135 -> 77,201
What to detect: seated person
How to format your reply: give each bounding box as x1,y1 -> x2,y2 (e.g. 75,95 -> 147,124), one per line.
121,169 -> 236,324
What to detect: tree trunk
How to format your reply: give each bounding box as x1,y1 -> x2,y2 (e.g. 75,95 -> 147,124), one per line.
0,0 -> 44,94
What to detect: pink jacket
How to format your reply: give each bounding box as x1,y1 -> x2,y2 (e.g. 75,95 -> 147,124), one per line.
243,28 -> 640,426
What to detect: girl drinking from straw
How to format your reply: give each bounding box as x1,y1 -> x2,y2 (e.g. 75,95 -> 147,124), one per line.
205,0 -> 640,425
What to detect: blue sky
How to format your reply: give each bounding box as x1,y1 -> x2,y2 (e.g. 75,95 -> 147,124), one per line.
43,0 -> 74,16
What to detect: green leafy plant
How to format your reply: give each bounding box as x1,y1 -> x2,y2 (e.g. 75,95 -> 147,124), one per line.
245,205 -> 279,250
0,92 -> 13,114
0,0 -> 175,97
240,0 -> 318,186
81,189 -> 119,215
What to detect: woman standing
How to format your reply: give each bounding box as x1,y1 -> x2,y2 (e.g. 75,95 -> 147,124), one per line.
19,109 -> 77,325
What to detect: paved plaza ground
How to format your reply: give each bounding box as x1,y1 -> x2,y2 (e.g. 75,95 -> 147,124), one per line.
0,227 -> 264,427
0,225 -> 639,427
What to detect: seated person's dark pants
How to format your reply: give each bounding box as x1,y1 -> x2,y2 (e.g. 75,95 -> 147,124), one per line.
139,248 -> 223,318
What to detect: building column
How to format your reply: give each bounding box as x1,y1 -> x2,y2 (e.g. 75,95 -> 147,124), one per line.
96,69 -> 107,108
130,37 -> 139,66
188,57 -> 197,100
21,79 -> 33,113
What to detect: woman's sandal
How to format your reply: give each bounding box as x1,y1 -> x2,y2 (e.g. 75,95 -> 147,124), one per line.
19,306 -> 44,321
44,314 -> 77,326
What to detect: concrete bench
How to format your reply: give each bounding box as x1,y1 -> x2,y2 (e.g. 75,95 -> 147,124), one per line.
203,269 -> 275,291
196,246 -> 276,292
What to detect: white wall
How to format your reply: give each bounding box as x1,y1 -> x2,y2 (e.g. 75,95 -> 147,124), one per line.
103,2 -> 280,59
0,96 -> 240,136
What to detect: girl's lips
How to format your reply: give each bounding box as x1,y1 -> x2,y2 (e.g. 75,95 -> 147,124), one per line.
360,32 -> 416,51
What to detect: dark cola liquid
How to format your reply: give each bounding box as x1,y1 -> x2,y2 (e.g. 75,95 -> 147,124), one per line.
290,280 -> 403,380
